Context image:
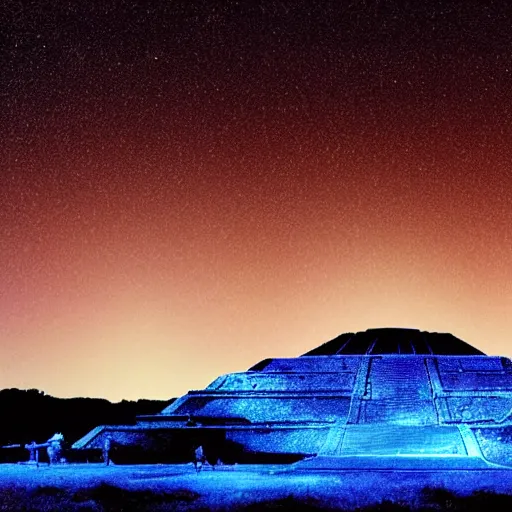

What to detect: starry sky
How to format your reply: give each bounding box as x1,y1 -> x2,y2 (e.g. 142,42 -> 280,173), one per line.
1,1 -> 512,402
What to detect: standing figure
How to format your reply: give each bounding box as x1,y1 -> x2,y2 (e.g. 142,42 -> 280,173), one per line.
194,445 -> 206,473
103,435 -> 112,466
47,433 -> 64,465
28,442 -> 38,464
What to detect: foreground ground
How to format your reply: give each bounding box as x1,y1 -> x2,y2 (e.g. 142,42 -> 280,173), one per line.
0,462 -> 511,511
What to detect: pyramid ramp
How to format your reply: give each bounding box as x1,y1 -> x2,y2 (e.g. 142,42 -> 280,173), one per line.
292,455 -> 499,471
298,423 -> 507,470
328,425 -> 467,456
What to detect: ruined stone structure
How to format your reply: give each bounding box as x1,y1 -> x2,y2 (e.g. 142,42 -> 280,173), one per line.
72,328 -> 512,468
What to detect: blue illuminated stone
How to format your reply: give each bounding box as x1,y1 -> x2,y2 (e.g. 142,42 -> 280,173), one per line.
73,328 -> 512,469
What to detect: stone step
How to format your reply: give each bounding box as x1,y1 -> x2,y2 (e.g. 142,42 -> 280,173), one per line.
332,425 -> 468,456
292,455 -> 495,471
357,399 -> 438,424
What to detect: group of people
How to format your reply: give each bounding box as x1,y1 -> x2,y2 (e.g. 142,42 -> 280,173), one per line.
23,433 -> 66,466
39,432 -> 112,466
48,432 -> 112,466
30,433 -> 217,470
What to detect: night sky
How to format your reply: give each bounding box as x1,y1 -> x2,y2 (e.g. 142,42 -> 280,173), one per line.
1,1 -> 511,401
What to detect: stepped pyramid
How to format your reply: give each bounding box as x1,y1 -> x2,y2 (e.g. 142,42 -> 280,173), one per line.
73,328 -> 512,468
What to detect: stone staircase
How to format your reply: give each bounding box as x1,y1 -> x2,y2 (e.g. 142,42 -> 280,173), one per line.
338,424 -> 467,456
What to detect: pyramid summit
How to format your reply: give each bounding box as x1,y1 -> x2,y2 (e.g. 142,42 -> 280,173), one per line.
302,327 -> 486,356
73,328 -> 512,469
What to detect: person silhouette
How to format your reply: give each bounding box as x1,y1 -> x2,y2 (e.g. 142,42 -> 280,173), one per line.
194,445 -> 206,473
103,434 -> 112,466
46,433 -> 64,465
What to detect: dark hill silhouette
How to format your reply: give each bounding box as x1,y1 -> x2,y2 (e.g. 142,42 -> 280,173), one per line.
0,388 -> 173,462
